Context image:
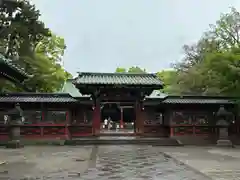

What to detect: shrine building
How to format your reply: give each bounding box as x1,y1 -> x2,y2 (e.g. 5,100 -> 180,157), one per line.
0,68 -> 239,145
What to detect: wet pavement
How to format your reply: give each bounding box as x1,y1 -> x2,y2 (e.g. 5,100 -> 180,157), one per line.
0,145 -> 210,180
161,146 -> 240,180
80,145 -> 209,180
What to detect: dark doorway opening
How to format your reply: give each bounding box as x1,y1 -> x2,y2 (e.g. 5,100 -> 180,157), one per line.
123,107 -> 135,122
101,103 -> 121,122
123,107 -> 135,132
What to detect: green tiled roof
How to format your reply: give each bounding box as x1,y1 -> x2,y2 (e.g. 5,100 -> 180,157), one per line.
147,90 -> 168,99
0,54 -> 30,79
0,93 -> 78,103
162,97 -> 234,104
73,72 -> 163,86
61,79 -> 84,97
0,92 -> 236,104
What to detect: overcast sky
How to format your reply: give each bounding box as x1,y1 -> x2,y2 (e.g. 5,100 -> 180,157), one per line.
33,0 -> 240,75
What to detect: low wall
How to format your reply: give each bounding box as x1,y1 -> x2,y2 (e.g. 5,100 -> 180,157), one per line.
170,125 -> 240,145
170,125 -> 218,145
172,135 -> 217,145
0,124 -> 93,141
143,125 -> 170,137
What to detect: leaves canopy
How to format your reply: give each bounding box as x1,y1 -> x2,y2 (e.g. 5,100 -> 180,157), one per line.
171,7 -> 240,96
0,0 -> 71,92
115,66 -> 146,73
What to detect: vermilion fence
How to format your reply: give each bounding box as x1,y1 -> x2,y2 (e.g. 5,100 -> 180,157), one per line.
170,124 -> 239,136
0,123 -> 93,140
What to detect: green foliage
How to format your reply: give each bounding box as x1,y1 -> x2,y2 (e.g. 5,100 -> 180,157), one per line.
113,8 -> 240,97
115,67 -> 127,73
157,70 -> 178,94
0,0 -> 71,92
0,0 -> 49,57
115,67 -> 176,94
128,66 -> 146,73
115,66 -> 146,73
172,7 -> 240,96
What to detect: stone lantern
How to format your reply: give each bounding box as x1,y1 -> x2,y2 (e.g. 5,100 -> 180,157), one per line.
5,103 -> 24,148
216,105 -> 233,147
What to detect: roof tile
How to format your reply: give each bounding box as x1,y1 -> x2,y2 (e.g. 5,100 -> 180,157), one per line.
0,93 -> 78,103
60,80 -> 84,97
0,54 -> 29,78
163,98 -> 234,104
74,72 -> 163,86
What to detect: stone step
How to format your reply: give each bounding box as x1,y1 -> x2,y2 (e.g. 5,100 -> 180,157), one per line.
65,137 -> 181,146
172,136 -> 217,145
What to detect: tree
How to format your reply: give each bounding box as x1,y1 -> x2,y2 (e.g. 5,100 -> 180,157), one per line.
128,66 -> 146,73
115,67 -> 126,73
157,70 -> 178,94
210,7 -> 240,49
173,7 -> 240,96
0,0 -> 71,92
115,66 -> 146,73
23,33 -> 72,92
0,0 -> 49,58
36,34 -> 66,64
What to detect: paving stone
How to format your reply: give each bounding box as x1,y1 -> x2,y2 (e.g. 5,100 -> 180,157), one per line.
160,146 -> 240,180
0,145 -> 212,180
79,145 -> 209,180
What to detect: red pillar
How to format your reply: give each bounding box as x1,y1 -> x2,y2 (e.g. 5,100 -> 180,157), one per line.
64,111 -> 70,139
92,99 -> 101,136
120,108 -> 124,128
170,127 -> 174,136
135,101 -> 139,134
135,100 -> 144,134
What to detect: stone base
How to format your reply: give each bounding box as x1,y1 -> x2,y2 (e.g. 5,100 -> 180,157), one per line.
216,139 -> 233,147
5,140 -> 24,149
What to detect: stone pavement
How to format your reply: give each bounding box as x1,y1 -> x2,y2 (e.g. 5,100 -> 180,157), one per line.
2,145 -> 239,180
160,146 -> 240,180
80,145 -> 210,180
0,146 -> 93,180
0,145 -> 211,180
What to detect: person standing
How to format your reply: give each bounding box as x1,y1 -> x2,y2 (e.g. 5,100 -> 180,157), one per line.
104,118 -> 108,129
107,117 -> 112,130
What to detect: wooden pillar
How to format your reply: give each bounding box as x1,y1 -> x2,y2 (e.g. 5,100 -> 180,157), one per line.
40,103 -> 44,137
167,111 -> 175,137
170,127 -> 174,136
135,100 -> 144,134
83,111 -> 87,123
64,110 -> 70,139
92,98 -> 101,136
120,107 -> 124,128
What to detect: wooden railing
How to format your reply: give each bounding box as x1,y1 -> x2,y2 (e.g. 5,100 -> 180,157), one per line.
143,124 -> 170,137
0,124 -> 239,139
68,124 -> 93,137
0,123 -> 94,140
169,125 -> 237,136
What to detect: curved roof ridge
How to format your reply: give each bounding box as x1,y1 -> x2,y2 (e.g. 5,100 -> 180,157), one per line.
77,72 -> 158,76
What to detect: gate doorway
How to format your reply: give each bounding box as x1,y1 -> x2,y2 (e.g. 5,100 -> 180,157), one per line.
122,106 -> 135,133
101,103 -> 121,125
100,103 -> 136,135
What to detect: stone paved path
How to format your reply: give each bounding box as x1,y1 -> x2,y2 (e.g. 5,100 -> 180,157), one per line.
80,145 -> 210,180
161,146 -> 240,180
0,145 -> 211,180
0,146 -> 92,180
